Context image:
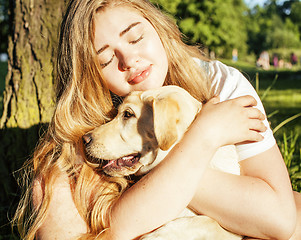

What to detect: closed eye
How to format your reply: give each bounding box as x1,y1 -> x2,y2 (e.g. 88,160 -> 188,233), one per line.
100,54 -> 115,68
129,35 -> 143,44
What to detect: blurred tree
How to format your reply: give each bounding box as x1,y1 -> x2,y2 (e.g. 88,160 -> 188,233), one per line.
151,0 -> 248,58
0,0 -> 66,238
151,0 -> 301,57
246,0 -> 301,55
289,1 -> 301,37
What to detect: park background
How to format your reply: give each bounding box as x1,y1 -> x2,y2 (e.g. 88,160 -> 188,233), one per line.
0,0 -> 301,239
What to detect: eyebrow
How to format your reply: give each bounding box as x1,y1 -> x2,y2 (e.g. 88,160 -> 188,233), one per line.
120,22 -> 141,37
96,22 -> 141,55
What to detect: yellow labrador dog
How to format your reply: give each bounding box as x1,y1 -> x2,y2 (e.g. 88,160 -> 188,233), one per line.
83,85 -> 242,240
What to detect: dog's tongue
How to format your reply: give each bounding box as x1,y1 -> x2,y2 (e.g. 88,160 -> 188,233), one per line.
103,155 -> 138,169
117,155 -> 137,167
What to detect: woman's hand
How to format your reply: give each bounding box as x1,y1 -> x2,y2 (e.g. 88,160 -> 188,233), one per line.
194,95 -> 267,149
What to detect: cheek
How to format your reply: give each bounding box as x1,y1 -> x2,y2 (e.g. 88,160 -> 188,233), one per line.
145,34 -> 166,61
101,68 -> 126,94
151,40 -> 168,76
143,39 -> 168,80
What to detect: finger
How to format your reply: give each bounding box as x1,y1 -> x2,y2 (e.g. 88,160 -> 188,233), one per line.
247,107 -> 266,120
240,128 -> 265,144
248,119 -> 267,132
237,132 -> 264,145
234,95 -> 258,107
248,131 -> 264,142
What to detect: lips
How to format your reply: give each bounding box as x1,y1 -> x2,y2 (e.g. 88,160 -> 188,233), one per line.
128,65 -> 152,85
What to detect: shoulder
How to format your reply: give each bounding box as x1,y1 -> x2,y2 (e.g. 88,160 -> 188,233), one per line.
206,60 -> 277,160
33,173 -> 87,239
207,60 -> 254,100
32,173 -> 71,210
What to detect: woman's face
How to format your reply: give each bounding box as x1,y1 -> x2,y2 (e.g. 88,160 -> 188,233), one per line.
93,6 -> 168,96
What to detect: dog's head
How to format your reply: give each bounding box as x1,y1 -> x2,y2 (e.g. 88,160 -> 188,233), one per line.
83,86 -> 201,177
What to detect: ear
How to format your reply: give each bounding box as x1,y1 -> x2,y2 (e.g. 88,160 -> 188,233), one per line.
152,95 -> 180,151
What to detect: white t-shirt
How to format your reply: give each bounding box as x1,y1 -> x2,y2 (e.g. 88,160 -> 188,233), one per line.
200,60 -> 276,161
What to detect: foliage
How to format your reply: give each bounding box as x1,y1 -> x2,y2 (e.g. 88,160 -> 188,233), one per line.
1,0 -> 300,59
151,0 -> 301,59
286,0 -> 301,33
151,0 -> 248,58
246,0 -> 301,55
265,18 -> 300,49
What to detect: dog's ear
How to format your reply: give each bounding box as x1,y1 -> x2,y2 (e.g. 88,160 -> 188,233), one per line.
152,95 -> 180,151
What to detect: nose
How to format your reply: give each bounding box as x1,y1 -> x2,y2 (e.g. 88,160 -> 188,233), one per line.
82,133 -> 93,146
116,49 -> 138,71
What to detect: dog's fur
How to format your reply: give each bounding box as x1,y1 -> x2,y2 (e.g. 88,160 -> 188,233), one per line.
83,86 -> 242,239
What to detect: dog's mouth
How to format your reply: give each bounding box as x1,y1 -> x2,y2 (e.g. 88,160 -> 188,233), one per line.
86,153 -> 141,171
103,153 -> 141,170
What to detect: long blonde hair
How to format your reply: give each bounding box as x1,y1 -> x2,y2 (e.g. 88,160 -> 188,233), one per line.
14,0 -> 214,239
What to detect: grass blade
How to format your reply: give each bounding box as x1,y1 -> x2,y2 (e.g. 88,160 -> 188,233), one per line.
273,112 -> 301,134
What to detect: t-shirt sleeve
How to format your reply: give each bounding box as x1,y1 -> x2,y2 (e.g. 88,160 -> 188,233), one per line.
208,60 -> 276,161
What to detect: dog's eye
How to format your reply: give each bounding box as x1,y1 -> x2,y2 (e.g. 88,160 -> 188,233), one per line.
123,110 -> 135,119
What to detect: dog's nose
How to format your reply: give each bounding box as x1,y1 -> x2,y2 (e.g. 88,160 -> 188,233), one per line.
82,133 -> 93,146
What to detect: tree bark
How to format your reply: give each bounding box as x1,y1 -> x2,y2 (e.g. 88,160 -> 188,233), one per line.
1,0 -> 66,128
0,0 -> 66,238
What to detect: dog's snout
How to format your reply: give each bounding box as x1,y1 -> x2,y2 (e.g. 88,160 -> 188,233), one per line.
83,133 -> 93,146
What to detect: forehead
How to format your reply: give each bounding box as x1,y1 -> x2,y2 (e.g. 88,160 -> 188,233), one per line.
94,6 -> 146,40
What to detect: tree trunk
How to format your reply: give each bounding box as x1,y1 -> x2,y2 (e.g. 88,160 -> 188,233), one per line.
0,0 -> 66,238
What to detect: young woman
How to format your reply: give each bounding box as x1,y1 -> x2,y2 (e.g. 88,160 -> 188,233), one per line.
14,0 -> 301,239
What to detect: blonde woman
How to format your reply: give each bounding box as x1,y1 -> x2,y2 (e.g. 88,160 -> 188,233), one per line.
14,0 -> 301,239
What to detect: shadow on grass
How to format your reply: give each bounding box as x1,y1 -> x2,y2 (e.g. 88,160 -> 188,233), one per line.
0,123 -> 48,240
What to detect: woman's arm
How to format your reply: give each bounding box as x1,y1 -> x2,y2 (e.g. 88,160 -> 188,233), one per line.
105,95 -> 267,240
191,60 -> 296,239
189,145 -> 296,240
